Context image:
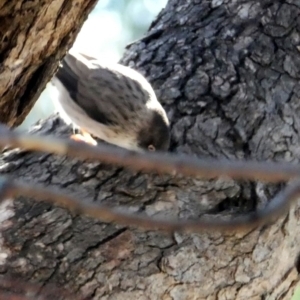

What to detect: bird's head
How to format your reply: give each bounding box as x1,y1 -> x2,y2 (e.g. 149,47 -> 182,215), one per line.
136,109 -> 170,152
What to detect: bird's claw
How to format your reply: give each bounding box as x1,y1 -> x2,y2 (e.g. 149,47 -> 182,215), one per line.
70,133 -> 97,146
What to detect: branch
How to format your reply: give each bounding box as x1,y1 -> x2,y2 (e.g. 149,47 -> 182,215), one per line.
0,123 -> 299,233
0,175 -> 298,233
1,124 -> 300,183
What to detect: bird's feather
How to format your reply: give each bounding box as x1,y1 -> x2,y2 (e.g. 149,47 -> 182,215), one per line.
55,51 -> 155,127
52,50 -> 170,151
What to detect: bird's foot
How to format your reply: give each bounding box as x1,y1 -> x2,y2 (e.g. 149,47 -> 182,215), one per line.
70,131 -> 97,146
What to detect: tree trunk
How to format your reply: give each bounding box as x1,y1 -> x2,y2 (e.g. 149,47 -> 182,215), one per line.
0,0 -> 98,127
1,0 -> 300,299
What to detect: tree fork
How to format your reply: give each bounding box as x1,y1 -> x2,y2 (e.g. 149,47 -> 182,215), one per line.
0,0 -> 300,299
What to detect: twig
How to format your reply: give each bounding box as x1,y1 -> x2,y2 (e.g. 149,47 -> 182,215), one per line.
0,175 -> 297,233
1,123 -> 300,232
0,124 -> 300,182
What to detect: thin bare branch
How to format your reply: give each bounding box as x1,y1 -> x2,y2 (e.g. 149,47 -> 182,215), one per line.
0,123 -> 300,232
0,175 -> 298,233
0,124 -> 300,182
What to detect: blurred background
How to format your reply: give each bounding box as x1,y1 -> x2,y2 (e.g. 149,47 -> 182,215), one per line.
20,0 -> 168,130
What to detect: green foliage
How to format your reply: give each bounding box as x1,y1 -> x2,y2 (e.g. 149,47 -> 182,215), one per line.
292,287 -> 300,300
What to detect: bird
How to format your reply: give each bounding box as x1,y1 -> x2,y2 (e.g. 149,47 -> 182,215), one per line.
50,49 -> 170,152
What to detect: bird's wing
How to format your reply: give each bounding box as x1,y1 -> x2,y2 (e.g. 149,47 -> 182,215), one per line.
55,51 -> 117,125
55,50 -> 154,126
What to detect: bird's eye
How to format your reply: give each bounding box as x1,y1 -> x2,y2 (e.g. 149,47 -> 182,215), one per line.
148,145 -> 156,151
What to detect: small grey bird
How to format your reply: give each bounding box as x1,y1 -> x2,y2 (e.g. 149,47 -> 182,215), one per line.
51,50 -> 170,152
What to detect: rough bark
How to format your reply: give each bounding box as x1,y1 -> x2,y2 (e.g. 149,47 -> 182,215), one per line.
0,0 -> 98,127
1,0 -> 300,299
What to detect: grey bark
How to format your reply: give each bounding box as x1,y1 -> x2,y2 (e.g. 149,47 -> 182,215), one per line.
1,0 -> 300,299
